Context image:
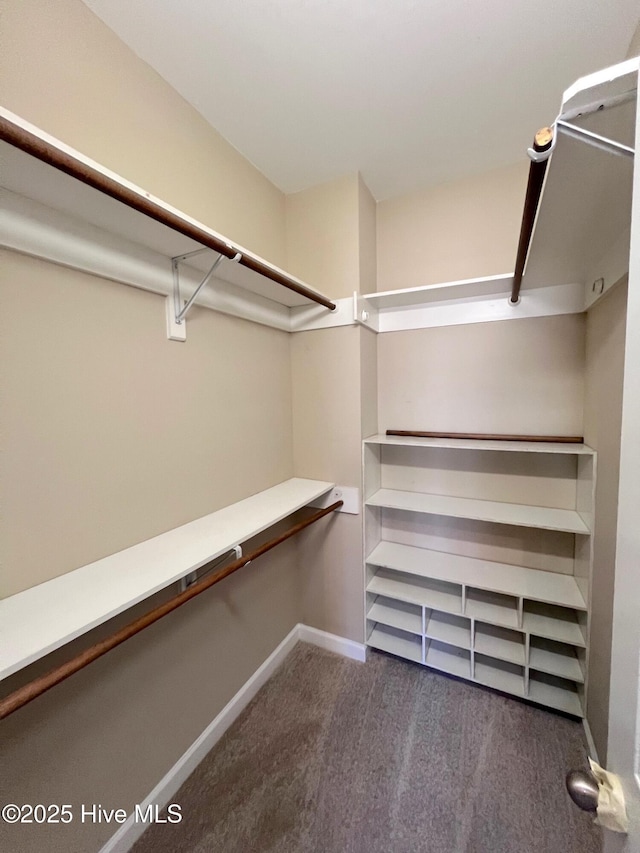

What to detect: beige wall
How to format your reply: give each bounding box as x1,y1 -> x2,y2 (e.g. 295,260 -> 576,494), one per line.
358,176 -> 378,294
285,174 -> 361,298
377,314 -> 585,436
0,0 -> 286,265
288,175 -> 377,642
583,280 -> 628,763
0,3 -> 301,851
0,536 -> 299,853
1,251 -> 293,596
376,160 -> 528,292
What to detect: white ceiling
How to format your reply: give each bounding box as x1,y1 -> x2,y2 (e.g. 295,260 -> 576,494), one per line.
82,0 -> 638,200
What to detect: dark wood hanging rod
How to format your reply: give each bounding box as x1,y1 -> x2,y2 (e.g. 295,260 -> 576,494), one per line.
0,115 -> 336,312
386,430 -> 584,443
0,500 -> 342,721
510,126 -> 555,304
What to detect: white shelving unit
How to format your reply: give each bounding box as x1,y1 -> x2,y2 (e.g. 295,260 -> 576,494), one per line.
0,109 -> 351,337
0,477 -> 334,681
363,435 -> 594,717
354,58 -> 637,335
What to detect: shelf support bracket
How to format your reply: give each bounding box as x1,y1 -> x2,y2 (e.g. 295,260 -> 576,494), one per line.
166,249 -> 242,340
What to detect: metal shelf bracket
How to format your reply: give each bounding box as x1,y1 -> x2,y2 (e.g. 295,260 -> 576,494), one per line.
166,248 -> 242,341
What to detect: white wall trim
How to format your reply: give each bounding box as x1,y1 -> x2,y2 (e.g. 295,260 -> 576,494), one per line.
583,718 -> 600,765
2,191 -> 355,335
298,623 -> 367,661
99,623 -> 364,853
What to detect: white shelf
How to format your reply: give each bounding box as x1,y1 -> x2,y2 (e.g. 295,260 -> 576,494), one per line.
522,59 -> 638,296
363,273 -> 515,310
425,640 -> 471,679
0,110 -> 337,333
0,477 -> 334,681
528,673 -> 583,717
366,488 -> 590,534
365,435 -> 594,455
368,624 -> 422,663
529,639 -> 584,683
366,541 -> 587,610
367,569 -> 462,614
474,624 -> 526,666
355,59 -> 638,331
475,656 -> 526,698
367,598 -> 422,635
424,610 -> 471,650
523,602 -> 586,648
466,588 -> 520,629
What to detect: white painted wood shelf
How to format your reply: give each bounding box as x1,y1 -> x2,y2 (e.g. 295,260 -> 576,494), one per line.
0,477 -> 334,681
355,58 -> 638,333
366,541 -> 587,610
366,488 -> 591,534
0,109 -> 342,335
364,436 -> 594,717
365,434 -> 595,455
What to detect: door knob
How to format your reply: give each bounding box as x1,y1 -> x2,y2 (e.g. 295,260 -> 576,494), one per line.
566,769 -> 599,812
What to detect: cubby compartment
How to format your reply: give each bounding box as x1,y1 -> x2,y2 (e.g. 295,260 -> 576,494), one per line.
367,623 -> 422,663
424,609 -> 471,649
474,622 -> 526,666
528,670 -> 583,717
474,653 -> 526,697
367,595 -> 422,635
529,636 -> 585,683
465,587 -> 520,628
523,600 -> 586,647
367,567 -> 462,613
425,639 -> 471,679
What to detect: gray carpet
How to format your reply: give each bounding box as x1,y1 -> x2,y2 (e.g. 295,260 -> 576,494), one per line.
132,643 -> 601,853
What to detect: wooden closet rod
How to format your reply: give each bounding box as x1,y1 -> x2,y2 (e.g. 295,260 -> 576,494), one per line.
510,127 -> 555,304
0,115 -> 337,312
0,500 -> 342,721
386,430 -> 584,443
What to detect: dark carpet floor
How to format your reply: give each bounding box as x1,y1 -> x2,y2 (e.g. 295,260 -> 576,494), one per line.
132,643 -> 601,853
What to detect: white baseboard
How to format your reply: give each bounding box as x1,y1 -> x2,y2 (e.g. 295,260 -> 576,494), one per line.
100,623 -> 364,852
298,623 -> 367,662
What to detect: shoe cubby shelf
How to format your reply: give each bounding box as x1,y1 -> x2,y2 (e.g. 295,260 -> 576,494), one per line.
363,436 -> 595,717
366,595 -> 585,716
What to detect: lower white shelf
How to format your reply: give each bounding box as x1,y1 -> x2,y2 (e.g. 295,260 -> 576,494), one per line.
367,568 -> 462,614
474,624 -> 526,666
367,597 -> 422,634
367,623 -> 422,663
425,639 -> 471,679
424,610 -> 471,649
366,613 -> 585,716
0,477 -> 335,681
529,637 -> 585,683
475,655 -> 526,697
523,601 -> 586,647
528,672 -> 583,717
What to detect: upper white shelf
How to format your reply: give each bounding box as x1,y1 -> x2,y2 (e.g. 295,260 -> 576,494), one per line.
0,108 -> 338,331
356,57 -> 638,333
365,435 -> 594,455
0,477 -> 333,681
522,58 -> 638,298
